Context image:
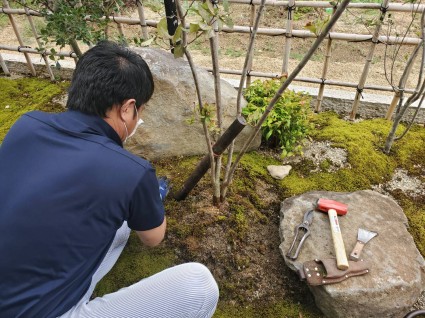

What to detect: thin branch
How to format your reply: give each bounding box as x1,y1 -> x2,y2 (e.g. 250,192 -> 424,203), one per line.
236,0 -> 267,114
175,0 -> 216,181
395,92 -> 425,140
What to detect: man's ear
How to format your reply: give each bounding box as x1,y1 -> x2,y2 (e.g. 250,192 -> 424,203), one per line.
120,99 -> 137,120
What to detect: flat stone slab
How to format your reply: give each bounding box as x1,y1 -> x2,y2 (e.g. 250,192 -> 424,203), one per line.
279,190 -> 425,318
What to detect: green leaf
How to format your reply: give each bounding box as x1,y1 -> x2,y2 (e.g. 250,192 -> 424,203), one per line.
224,16 -> 234,29
206,0 -> 215,14
198,4 -> 212,21
173,25 -> 182,44
189,23 -> 200,33
199,22 -> 211,31
141,38 -> 154,47
223,0 -> 230,12
173,44 -> 185,58
157,17 -> 171,39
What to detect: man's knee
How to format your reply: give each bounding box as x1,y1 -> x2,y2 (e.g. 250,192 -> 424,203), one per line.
185,262 -> 219,303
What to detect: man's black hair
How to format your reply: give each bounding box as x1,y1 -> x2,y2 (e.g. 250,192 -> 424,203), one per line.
67,41 -> 154,117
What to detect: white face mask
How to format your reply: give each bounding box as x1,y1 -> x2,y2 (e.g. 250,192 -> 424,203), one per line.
123,105 -> 144,143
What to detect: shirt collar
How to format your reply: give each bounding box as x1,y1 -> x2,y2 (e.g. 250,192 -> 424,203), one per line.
61,110 -> 123,147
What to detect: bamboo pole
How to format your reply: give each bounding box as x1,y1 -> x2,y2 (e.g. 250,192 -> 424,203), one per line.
282,0 -> 294,75
2,1 -> 424,14
113,5 -> 126,40
0,52 -> 10,75
136,0 -> 149,39
204,66 -> 416,93
0,42 -> 417,95
245,3 -> 256,87
22,0 -> 54,80
215,0 -> 425,12
315,6 -> 335,112
1,8 -> 421,45
1,6 -> 421,45
350,0 -> 390,120
3,0 -> 36,76
0,44 -> 79,58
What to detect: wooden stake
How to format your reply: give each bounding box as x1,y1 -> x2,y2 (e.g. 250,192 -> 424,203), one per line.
22,0 -> 54,80
3,0 -> 36,76
350,0 -> 390,120
0,52 -> 10,76
136,0 -> 149,40
282,0 -> 294,75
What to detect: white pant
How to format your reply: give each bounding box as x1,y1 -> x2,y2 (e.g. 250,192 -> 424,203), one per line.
60,222 -> 219,318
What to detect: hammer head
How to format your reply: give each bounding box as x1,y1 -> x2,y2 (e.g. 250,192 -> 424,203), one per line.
317,198 -> 348,216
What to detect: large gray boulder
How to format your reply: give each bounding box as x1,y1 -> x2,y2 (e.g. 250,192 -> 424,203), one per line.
279,190 -> 425,318
125,47 -> 260,160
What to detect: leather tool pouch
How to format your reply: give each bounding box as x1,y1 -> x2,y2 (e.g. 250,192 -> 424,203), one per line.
298,258 -> 370,286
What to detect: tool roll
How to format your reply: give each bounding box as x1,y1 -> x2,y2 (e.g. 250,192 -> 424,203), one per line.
298,258 -> 370,286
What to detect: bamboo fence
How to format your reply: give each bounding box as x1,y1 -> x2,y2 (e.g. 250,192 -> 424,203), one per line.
0,0 -> 424,118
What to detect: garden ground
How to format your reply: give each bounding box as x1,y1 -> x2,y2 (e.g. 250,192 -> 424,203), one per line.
1,76 -> 424,317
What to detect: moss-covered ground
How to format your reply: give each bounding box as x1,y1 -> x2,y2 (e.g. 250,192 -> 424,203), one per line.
1,76 -> 424,317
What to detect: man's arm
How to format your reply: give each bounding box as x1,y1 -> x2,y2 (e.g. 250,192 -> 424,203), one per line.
136,217 -> 166,247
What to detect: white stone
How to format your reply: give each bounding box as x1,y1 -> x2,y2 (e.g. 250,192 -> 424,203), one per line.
267,165 -> 292,179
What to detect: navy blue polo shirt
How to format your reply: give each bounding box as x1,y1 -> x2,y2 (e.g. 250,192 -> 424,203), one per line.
0,110 -> 165,318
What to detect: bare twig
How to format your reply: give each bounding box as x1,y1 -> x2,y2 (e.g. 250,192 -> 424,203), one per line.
384,9 -> 425,153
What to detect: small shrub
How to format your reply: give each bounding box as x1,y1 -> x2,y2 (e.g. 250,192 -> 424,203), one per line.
242,78 -> 312,157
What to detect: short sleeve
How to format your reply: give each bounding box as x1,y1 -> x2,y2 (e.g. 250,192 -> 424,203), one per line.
127,166 -> 165,231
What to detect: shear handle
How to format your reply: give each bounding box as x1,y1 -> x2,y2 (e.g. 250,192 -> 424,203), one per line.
286,224 -> 311,260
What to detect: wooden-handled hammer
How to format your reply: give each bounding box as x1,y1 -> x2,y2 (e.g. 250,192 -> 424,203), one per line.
317,199 -> 349,270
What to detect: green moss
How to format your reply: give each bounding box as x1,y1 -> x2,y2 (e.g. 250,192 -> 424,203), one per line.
393,124 -> 425,176
239,151 -> 281,180
319,158 -> 331,172
281,113 -> 397,196
93,232 -> 176,297
215,300 -> 322,318
0,77 -> 68,142
390,191 -> 425,256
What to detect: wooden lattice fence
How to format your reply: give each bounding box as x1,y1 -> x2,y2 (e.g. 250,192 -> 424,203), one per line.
0,0 -> 424,119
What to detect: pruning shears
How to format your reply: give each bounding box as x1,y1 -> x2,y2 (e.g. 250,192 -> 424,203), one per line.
286,210 -> 314,260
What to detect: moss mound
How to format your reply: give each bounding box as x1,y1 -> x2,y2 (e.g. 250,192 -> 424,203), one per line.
0,77 -> 67,142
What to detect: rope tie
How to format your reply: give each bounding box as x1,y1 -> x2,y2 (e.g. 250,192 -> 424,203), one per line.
320,78 -> 326,85
380,4 -> 389,14
112,12 -> 118,24
287,4 -> 295,20
249,0 -> 254,6
69,51 -> 74,57
356,86 -> 364,99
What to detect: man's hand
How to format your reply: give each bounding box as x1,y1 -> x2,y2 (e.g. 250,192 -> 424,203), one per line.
158,176 -> 171,202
